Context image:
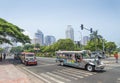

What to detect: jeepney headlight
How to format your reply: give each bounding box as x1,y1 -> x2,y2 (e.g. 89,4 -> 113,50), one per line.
34,59 -> 37,61
25,59 -> 29,61
100,62 -> 104,65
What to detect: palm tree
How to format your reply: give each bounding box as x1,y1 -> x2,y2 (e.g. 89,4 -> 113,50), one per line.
90,30 -> 103,51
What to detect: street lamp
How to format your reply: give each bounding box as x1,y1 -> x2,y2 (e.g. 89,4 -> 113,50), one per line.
102,39 -> 105,52
78,31 -> 82,49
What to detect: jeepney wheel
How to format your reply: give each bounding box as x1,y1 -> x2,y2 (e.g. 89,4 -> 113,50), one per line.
86,65 -> 94,72
60,61 -> 64,66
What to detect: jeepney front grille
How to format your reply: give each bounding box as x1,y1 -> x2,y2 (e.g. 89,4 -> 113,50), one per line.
30,58 -> 34,60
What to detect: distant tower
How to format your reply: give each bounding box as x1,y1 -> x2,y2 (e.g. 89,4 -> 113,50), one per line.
65,25 -> 74,41
45,35 -> 56,46
35,30 -> 44,46
83,36 -> 90,45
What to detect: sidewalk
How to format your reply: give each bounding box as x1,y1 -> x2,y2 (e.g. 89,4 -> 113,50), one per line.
102,56 -> 120,64
0,63 -> 30,83
0,54 -> 30,83
0,54 -> 43,83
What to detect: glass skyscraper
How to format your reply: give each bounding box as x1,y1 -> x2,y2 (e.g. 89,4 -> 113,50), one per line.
65,25 -> 74,41
45,35 -> 56,46
35,30 -> 44,46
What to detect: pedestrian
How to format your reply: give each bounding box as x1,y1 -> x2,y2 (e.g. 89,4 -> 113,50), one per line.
0,53 -> 2,61
114,51 -> 119,63
3,53 -> 6,60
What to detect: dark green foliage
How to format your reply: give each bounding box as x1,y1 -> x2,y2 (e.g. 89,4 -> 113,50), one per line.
0,18 -> 31,45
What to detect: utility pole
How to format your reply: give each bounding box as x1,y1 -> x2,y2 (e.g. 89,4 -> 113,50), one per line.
102,39 -> 105,52
78,31 -> 82,49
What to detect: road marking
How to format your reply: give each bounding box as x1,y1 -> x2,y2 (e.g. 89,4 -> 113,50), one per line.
46,72 -> 71,82
26,64 -> 56,68
104,67 -> 112,70
117,78 -> 120,81
62,68 -> 95,75
22,67 -> 51,83
117,78 -> 120,83
61,69 -> 89,76
57,70 -> 84,78
52,71 -> 78,80
41,73 -> 64,83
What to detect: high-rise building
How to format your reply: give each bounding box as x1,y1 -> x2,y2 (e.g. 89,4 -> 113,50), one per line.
45,35 -> 56,46
35,30 -> 44,46
65,25 -> 74,41
83,36 -> 90,45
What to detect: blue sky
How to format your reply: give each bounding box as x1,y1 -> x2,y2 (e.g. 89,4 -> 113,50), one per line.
0,0 -> 120,46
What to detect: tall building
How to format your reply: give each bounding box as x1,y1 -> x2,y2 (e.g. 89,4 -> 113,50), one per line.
83,36 -> 90,45
35,30 -> 44,46
45,35 -> 56,46
65,25 -> 74,41
31,38 -> 40,45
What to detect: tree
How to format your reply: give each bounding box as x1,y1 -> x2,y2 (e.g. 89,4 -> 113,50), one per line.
0,48 -> 4,53
89,30 -> 103,50
10,46 -> 23,54
105,42 -> 117,55
116,47 -> 120,52
0,18 -> 31,45
55,39 -> 74,51
23,44 -> 34,50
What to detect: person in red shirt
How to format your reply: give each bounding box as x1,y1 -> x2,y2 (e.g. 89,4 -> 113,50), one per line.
114,52 -> 119,63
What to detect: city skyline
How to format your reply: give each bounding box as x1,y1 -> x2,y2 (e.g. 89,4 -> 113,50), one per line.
0,0 -> 120,46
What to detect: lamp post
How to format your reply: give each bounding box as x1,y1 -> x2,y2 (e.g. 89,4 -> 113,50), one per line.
102,39 -> 105,52
78,31 -> 82,49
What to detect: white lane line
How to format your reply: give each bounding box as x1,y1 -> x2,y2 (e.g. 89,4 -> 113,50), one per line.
57,70 -> 84,78
52,71 -> 78,80
46,72 -> 71,82
22,67 -> 51,83
41,73 -> 64,83
26,64 -> 56,68
117,78 -> 120,81
61,69 -> 89,76
63,68 -> 95,75
104,67 -> 112,70
117,78 -> 120,83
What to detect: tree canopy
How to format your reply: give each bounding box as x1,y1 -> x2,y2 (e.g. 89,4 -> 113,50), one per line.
105,42 -> 117,54
89,30 -> 103,50
0,18 -> 31,45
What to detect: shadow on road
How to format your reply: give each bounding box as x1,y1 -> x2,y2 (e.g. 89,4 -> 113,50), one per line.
57,64 -> 107,73
0,59 -> 22,65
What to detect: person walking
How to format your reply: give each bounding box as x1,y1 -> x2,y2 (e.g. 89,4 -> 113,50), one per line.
3,53 -> 6,60
0,53 -> 2,61
114,51 -> 119,63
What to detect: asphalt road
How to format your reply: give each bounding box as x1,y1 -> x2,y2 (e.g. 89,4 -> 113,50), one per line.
18,57 -> 120,83
2,55 -> 120,83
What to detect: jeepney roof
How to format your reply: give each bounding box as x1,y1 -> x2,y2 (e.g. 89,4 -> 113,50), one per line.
56,50 -> 85,54
21,52 -> 35,55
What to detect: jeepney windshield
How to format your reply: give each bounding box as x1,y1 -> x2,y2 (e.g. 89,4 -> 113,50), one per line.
26,54 -> 34,57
